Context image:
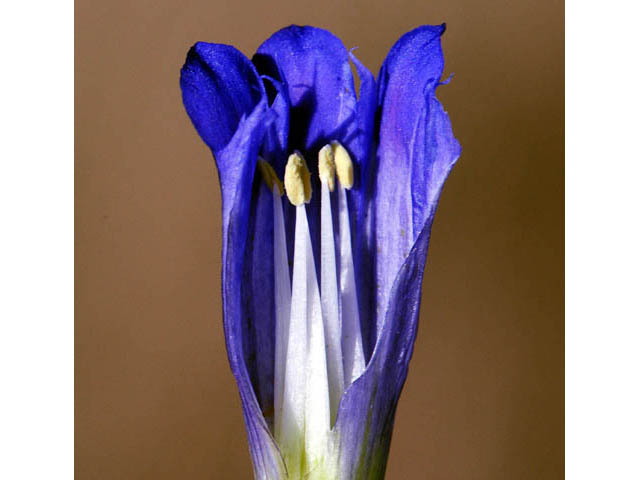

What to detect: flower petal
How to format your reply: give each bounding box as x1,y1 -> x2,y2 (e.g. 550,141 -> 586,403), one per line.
180,42 -> 266,159
218,102 -> 287,479
260,77 -> 291,175
333,25 -> 460,477
347,50 -> 377,189
347,51 -> 378,359
252,25 -> 358,156
180,43 -> 284,480
253,28 -> 376,348
258,79 -> 296,283
253,26 -> 361,286
373,24 -> 461,334
335,223 -> 432,479
241,179 -> 277,427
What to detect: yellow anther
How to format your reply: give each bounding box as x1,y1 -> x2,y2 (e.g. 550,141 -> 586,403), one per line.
318,144 -> 336,192
257,158 -> 284,195
284,151 -> 312,206
331,141 -> 354,189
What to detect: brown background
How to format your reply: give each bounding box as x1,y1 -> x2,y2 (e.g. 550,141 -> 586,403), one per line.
75,0 -> 563,478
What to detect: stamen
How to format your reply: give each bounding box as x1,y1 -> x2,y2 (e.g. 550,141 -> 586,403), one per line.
257,158 -> 284,195
332,142 -> 366,384
332,141 -> 354,189
268,163 -> 291,442
284,151 -> 312,206
281,154 -> 330,470
318,144 -> 345,424
318,145 -> 336,192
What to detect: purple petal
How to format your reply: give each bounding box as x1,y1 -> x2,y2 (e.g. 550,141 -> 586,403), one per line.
347,51 -> 378,359
374,24 -> 461,334
257,79 -> 297,282
181,44 -> 285,478
253,28 -> 380,348
347,50 -> 377,188
260,77 -> 291,176
252,25 -> 358,155
242,83 -> 291,424
336,223 -> 433,479
252,25 -> 361,277
334,25 -> 460,477
218,103 -> 286,479
241,180 -> 276,428
180,42 -> 265,158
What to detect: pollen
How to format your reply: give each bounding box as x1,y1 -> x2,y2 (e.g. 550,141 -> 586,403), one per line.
318,144 -> 336,191
284,151 -> 312,206
331,141 -> 354,189
257,158 -> 284,195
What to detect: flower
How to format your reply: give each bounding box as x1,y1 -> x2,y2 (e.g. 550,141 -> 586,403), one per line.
180,24 -> 460,480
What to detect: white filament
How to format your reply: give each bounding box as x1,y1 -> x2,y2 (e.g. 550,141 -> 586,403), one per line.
338,183 -> 366,385
273,189 -> 291,441
274,143 -> 366,475
279,204 -> 330,468
320,179 -> 345,424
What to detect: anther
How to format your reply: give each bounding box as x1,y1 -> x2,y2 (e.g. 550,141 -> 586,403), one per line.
257,158 -> 284,195
284,151 -> 312,206
331,141 -> 354,189
318,145 -> 336,192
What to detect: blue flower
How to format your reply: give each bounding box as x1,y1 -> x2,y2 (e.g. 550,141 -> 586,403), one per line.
180,24 -> 460,480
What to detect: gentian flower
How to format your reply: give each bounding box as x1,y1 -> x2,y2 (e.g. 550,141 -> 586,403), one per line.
180,24 -> 460,480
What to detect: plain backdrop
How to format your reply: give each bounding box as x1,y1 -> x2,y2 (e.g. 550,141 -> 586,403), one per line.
75,0 -> 563,478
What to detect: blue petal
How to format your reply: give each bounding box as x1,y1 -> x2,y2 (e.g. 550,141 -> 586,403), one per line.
334,25 -> 460,477
241,180 -> 276,428
260,77 -> 291,175
346,51 -> 379,360
252,27 -> 379,347
252,25 -> 358,155
252,25 -> 362,278
258,78 -> 297,277
218,103 -> 286,479
373,24 -> 461,334
243,84 -> 291,420
180,42 -> 266,159
181,44 -> 285,478
346,50 -> 377,189
335,223 -> 432,479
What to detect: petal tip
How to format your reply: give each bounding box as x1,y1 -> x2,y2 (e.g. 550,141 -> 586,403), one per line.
256,24 -> 348,56
180,39 -> 268,160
